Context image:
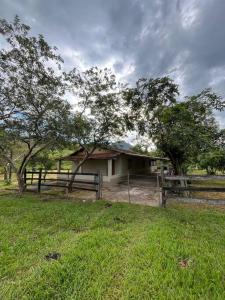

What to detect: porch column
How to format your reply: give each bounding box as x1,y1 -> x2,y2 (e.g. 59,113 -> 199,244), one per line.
108,159 -> 112,180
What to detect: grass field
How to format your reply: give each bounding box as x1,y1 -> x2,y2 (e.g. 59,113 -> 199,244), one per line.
0,194 -> 224,299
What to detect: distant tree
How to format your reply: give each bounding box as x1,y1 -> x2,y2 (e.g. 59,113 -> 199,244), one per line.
198,149 -> 225,174
65,67 -> 125,190
131,144 -> 149,155
29,151 -> 55,171
132,144 -> 146,154
0,16 -> 71,192
124,77 -> 224,174
217,129 -> 225,149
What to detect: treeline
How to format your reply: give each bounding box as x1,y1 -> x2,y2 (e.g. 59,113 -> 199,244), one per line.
0,16 -> 225,192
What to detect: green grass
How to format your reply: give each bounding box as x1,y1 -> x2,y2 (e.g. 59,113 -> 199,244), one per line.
0,194 -> 224,299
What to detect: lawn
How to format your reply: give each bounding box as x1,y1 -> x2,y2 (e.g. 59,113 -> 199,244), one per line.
0,194 -> 224,299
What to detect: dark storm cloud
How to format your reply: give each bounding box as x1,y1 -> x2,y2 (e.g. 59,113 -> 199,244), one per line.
1,0 -> 225,125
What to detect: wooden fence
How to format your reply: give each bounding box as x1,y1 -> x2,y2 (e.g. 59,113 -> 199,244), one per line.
24,169 -> 102,200
161,174 -> 225,207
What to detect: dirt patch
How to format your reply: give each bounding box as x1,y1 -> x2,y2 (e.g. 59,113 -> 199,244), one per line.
45,252 -> 61,261
105,203 -> 113,208
178,258 -> 192,268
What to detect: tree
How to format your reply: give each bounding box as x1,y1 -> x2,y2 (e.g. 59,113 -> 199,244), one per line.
0,16 -> 71,192
198,149 -> 225,174
155,99 -> 219,174
124,77 -> 224,174
65,67 -> 125,190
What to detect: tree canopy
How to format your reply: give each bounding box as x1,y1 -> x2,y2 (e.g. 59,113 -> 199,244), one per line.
64,67 -> 125,190
124,78 -> 225,174
0,16 -> 71,191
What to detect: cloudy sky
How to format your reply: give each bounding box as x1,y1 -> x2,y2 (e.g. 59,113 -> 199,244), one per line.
1,0 -> 225,126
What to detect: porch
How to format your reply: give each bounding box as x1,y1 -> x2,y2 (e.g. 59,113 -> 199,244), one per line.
68,154 -> 161,184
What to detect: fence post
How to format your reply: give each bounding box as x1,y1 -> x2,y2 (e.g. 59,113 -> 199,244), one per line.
128,170 -> 131,203
98,171 -> 103,200
95,170 -> 102,200
156,174 -> 159,188
160,164 -> 167,207
95,172 -> 99,200
160,164 -> 164,186
38,168 -> 42,193
162,187 -> 166,208
31,168 -> 34,184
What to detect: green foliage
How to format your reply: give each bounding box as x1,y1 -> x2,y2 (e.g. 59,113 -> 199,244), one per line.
155,93 -> 220,174
0,195 -> 224,299
198,149 -> 225,174
125,79 -> 224,174
131,143 -> 149,154
0,16 -> 71,191
132,143 -> 164,158
124,77 -> 179,133
65,67 -> 126,188
28,148 -> 77,170
65,67 -> 125,149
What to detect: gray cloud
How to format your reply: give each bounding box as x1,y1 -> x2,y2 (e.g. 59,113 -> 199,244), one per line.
1,0 -> 225,126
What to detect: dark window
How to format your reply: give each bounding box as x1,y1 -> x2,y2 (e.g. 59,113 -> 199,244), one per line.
112,159 -> 115,175
128,159 -> 132,169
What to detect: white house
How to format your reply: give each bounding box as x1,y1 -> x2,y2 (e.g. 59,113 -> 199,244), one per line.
59,147 -> 169,183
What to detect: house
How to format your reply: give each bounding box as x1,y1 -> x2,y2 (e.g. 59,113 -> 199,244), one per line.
59,146 -> 169,184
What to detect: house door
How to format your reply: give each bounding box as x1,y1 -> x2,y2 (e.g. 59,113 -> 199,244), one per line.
112,159 -> 115,175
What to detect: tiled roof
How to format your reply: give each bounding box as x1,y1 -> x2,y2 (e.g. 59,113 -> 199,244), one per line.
63,152 -> 120,160
61,146 -> 169,161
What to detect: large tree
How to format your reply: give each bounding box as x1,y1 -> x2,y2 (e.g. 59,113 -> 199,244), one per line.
124,77 -> 224,174
65,67 -> 125,190
0,16 -> 71,192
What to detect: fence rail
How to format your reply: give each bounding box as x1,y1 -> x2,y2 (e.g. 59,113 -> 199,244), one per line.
24,169 -> 102,200
164,186 -> 225,192
162,174 -> 225,207
165,175 -> 225,181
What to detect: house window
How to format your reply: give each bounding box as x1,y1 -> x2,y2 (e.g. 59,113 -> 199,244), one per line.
112,159 -> 115,175
151,160 -> 156,166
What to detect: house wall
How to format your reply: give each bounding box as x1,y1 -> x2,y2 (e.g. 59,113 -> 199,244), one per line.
69,159 -> 110,182
107,155 -> 152,183
119,155 -> 151,174
58,155 -> 167,184
107,157 -> 124,183
81,159 -> 108,176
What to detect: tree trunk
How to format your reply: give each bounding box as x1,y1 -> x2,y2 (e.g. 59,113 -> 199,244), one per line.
3,166 -> 7,182
16,172 -> 26,194
67,147 -> 95,192
67,152 -> 90,192
3,164 -> 11,184
167,154 -> 182,175
8,150 -> 12,182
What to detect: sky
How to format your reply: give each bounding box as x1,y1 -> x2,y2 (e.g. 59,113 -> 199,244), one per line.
1,0 -> 225,128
